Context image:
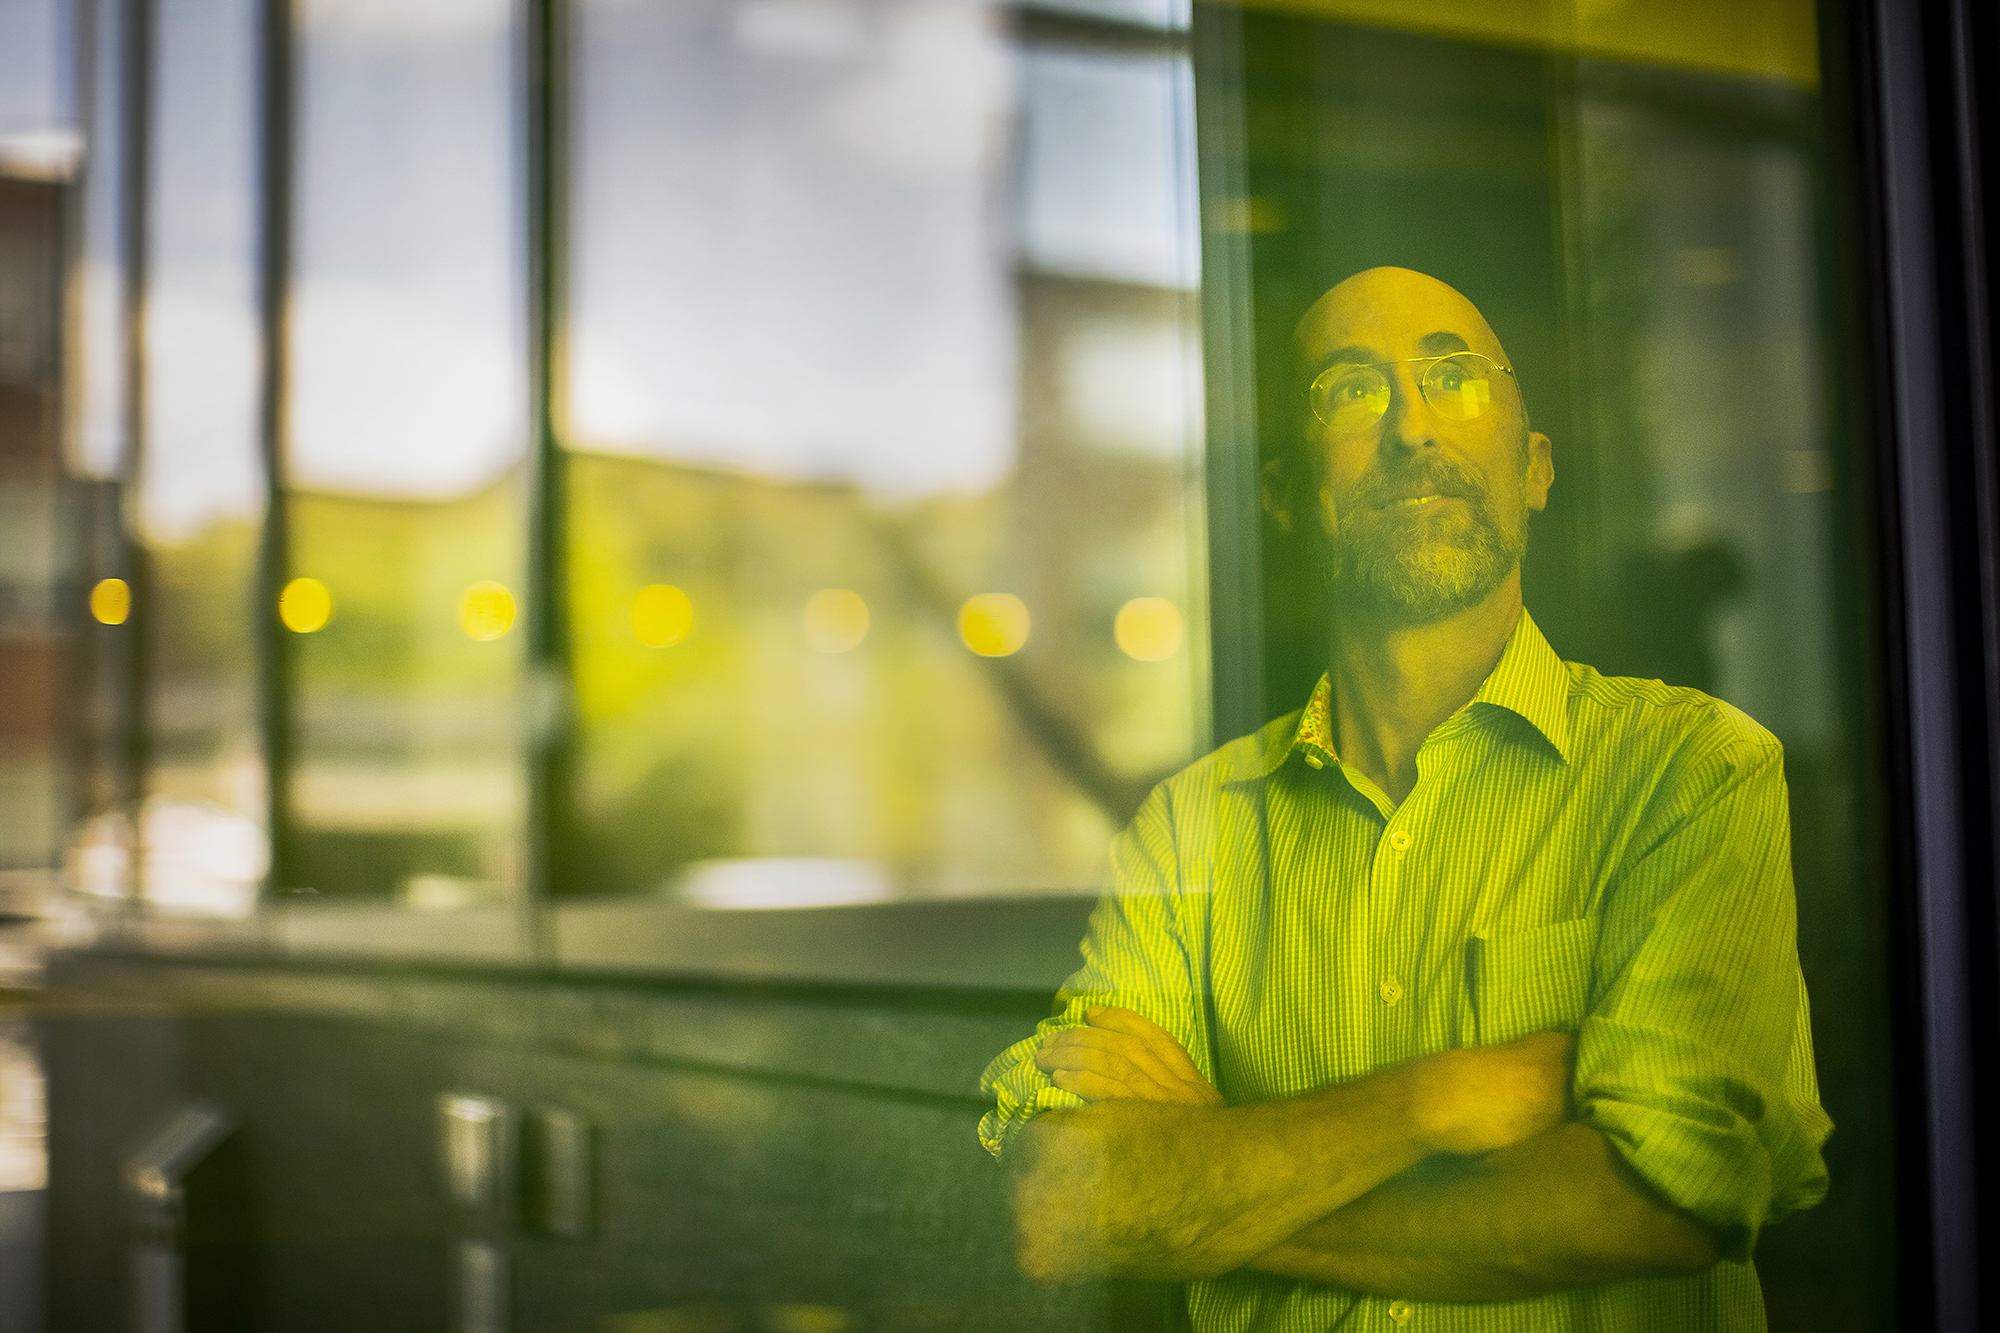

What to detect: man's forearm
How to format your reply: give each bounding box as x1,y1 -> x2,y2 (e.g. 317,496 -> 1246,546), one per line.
1249,1123 -> 1719,1302
1009,1063 -> 1434,1284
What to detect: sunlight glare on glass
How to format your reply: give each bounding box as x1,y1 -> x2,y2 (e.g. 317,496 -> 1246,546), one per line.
1114,596 -> 1182,661
803,589 -> 869,653
89,578 -> 131,626
959,593 -> 1031,657
278,577 -> 333,633
632,584 -> 694,648
459,580 -> 516,641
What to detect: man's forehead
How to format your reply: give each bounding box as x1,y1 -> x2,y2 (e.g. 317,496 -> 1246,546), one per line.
1296,267 -> 1505,367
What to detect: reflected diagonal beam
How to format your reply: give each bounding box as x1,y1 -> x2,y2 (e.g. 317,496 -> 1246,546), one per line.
872,517 -> 1159,830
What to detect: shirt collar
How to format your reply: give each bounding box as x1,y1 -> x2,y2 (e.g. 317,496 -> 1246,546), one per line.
1467,609 -> 1572,763
1234,609 -> 1572,783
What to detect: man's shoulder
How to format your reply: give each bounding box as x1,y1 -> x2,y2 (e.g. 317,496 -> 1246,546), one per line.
1135,710 -> 1300,817
1203,709 -> 1303,786
1564,660 -> 1782,765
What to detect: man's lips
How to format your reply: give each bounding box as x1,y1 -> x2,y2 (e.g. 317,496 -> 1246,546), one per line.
1378,491 -> 1467,509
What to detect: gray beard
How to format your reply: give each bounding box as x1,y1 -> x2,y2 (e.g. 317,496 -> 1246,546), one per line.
1321,490 -> 1527,625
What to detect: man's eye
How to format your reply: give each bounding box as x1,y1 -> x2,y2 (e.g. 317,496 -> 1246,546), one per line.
1435,369 -> 1465,392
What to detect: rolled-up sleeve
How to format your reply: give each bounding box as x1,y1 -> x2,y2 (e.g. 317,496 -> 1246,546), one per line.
1576,723 -> 1832,1261
977,781 -> 1211,1160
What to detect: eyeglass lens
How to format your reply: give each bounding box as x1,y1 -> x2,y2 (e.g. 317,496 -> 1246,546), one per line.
1311,354 -> 1496,433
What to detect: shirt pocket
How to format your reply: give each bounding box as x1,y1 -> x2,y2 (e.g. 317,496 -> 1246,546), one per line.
1467,916 -> 1597,1045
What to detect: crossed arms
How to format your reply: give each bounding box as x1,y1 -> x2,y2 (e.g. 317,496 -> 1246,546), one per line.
1006,1007 -> 1718,1299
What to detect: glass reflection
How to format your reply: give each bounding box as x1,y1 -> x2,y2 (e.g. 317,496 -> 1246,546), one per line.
71,0 -> 125,482
978,3 -> 1895,1328
0,63 -> 72,923
564,0 -> 1207,901
131,0 -> 267,919
283,0 -> 525,910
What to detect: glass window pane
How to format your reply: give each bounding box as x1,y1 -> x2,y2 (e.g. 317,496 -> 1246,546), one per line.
129,0 -> 267,919
1163,1 -> 1892,1326
1015,44 -> 1196,288
0,0 -> 73,148
562,0 -> 1207,906
71,0 -> 124,482
35,0 -> 1945,1328
568,0 -> 1200,904
283,0 -> 526,928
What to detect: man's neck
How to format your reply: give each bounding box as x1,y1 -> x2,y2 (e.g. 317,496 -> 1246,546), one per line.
1327,574 -> 1524,806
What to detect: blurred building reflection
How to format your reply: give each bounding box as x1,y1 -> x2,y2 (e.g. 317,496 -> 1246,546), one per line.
555,0 -> 1207,902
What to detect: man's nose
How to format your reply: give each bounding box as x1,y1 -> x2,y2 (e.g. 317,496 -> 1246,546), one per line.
1382,366 -> 1437,452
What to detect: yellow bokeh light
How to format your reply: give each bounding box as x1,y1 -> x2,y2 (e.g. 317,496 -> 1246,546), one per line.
632,584 -> 694,648
278,577 -> 332,633
89,577 -> 130,626
460,581 -> 517,641
1114,596 -> 1183,661
803,588 -> 869,653
959,592 -> 1030,657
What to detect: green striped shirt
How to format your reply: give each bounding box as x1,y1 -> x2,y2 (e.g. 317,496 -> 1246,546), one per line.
980,611 -> 1830,1332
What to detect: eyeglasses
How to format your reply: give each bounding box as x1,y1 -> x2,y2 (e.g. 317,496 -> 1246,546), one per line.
1306,352 -> 1516,436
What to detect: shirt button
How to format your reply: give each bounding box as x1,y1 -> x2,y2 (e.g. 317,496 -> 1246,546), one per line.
1304,752 -> 1324,769
1378,976 -> 1404,1005
1388,1299 -> 1414,1325
1388,830 -> 1413,852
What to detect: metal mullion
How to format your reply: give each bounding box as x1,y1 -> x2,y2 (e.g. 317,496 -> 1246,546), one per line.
1190,2 -> 1266,746
115,0 -> 153,917
254,0 -> 297,905
60,0 -> 101,879
522,0 -> 571,960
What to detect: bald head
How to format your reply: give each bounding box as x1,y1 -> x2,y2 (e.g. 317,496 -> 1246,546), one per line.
1295,267 -> 1514,388
1266,265 -> 1554,623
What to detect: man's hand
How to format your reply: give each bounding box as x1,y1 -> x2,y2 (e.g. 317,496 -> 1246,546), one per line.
1033,1007 -> 1225,1108
1409,1031 -> 1574,1156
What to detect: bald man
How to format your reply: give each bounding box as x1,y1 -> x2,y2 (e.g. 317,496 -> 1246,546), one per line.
979,269 -> 1829,1331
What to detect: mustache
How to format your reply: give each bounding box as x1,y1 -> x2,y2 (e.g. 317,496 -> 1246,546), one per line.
1349,457 -> 1486,510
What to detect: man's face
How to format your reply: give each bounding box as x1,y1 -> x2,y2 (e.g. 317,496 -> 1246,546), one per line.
1288,268 -> 1553,624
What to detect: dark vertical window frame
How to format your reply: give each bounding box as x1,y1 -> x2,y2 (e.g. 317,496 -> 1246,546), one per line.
1932,0 -> 2000,1323
60,0 -> 98,871
1190,2 -> 1268,746
114,0 -> 154,916
1842,0 -> 1999,1324
254,0 -> 295,905
522,0 -> 571,952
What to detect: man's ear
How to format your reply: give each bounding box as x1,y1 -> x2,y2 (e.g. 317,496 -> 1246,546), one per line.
1261,457 -> 1296,533
1525,431 -> 1554,512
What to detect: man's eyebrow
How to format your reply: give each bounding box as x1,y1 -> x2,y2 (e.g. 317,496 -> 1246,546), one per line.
1312,345 -> 1378,374
1310,332 -> 1472,376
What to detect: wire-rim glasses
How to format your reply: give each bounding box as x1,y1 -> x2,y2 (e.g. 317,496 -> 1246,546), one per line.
1306,352 -> 1516,436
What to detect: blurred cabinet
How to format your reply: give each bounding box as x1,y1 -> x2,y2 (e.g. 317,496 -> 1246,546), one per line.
42,952 -> 1166,1333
